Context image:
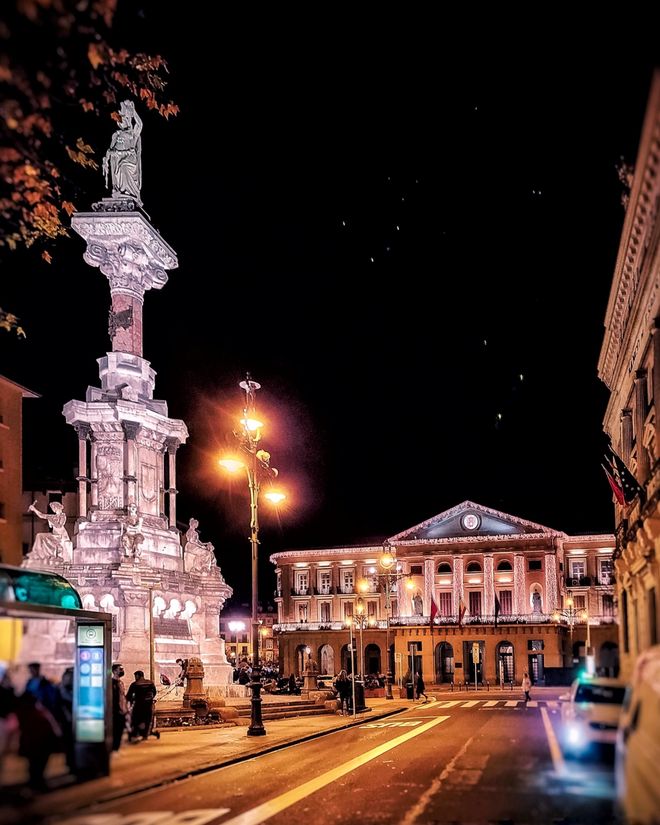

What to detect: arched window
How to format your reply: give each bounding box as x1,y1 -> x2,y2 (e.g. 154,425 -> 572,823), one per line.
437,562 -> 452,574
466,561 -> 482,573
497,560 -> 512,571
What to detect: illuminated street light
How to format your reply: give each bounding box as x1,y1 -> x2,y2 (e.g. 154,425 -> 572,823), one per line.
358,540 -> 414,700
553,595 -> 591,672
219,373 -> 286,737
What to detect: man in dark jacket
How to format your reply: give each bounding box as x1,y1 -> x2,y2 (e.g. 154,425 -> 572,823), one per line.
126,670 -> 156,742
111,663 -> 128,751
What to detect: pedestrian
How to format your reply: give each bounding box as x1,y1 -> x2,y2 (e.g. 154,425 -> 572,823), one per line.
14,691 -> 61,792
24,662 -> 58,714
522,671 -> 532,704
54,667 -> 74,771
415,672 -> 428,703
333,669 -> 351,715
111,663 -> 128,751
126,670 -> 156,742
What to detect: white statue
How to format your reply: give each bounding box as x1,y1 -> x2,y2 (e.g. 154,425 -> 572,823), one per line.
27,501 -> 71,561
102,100 -> 143,206
184,518 -> 216,575
120,502 -> 144,558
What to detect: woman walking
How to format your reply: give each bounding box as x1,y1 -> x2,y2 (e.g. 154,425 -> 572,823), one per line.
522,672 -> 532,704
415,672 -> 428,703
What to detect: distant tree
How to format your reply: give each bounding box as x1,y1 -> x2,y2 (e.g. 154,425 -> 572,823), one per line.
0,0 -> 178,261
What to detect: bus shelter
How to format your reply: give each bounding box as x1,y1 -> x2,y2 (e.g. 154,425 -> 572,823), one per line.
0,564 -> 112,779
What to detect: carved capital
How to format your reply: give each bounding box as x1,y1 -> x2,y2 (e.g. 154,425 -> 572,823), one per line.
73,422 -> 92,440
122,421 -> 141,441
164,437 -> 180,453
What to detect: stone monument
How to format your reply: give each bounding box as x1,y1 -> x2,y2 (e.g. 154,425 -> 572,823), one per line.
22,101 -> 233,687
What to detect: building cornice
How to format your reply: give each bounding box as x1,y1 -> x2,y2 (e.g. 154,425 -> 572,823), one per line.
598,71 -> 660,389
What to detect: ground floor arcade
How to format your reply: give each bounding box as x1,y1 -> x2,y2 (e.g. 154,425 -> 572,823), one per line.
275,621 -> 620,684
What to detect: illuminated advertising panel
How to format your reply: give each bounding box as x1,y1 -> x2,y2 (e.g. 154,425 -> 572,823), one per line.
75,624 -> 105,742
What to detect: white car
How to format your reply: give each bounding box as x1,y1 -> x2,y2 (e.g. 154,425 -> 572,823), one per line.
559,675 -> 626,756
616,645 -> 660,825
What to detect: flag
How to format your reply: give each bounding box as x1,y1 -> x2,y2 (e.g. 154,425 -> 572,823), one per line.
430,596 -> 439,634
494,594 -> 501,628
602,462 -> 625,506
458,597 -> 466,628
609,447 -> 645,504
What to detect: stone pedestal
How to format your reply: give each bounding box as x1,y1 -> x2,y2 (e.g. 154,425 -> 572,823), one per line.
183,657 -> 206,709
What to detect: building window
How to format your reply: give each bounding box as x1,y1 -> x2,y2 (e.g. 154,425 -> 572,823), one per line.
528,559 -> 542,571
598,559 -> 613,586
437,562 -> 452,574
621,590 -> 629,652
410,564 -> 423,575
341,569 -> 354,594
343,601 -> 353,620
649,588 -> 658,646
320,602 -> 331,623
391,598 -> 399,618
573,595 -> 586,610
602,594 -> 614,617
499,590 -> 512,614
497,560 -> 512,571
318,570 -> 332,595
295,571 -> 309,596
466,561 -> 482,573
0,502 -> 5,520
468,591 -> 482,616
438,592 -> 452,616
367,600 -> 377,618
570,560 -> 585,581
298,603 -> 308,623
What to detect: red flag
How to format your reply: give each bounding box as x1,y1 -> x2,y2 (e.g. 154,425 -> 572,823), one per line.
458,597 -> 466,628
602,463 -> 625,506
430,596 -> 439,634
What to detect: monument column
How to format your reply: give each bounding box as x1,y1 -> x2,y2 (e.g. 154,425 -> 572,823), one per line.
123,421 -> 140,505
89,432 -> 98,509
165,437 -> 179,529
73,422 -> 91,518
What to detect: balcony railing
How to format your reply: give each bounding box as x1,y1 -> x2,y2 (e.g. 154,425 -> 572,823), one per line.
274,621 -> 388,632
293,588 -> 310,597
339,586 -> 355,594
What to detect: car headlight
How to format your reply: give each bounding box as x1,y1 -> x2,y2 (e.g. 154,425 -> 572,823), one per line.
567,723 -> 583,746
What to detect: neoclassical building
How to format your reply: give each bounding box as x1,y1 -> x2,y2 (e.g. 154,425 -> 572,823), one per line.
271,501 -> 617,684
598,71 -> 660,680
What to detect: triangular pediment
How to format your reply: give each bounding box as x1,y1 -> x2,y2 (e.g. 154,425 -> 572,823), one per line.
389,501 -> 557,542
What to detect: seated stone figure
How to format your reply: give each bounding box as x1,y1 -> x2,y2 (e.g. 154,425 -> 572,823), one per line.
121,502 -> 144,558
184,518 -> 216,574
27,501 -> 72,562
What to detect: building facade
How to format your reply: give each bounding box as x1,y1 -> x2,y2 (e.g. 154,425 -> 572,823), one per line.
219,606 -> 279,667
272,501 -> 617,684
598,72 -> 660,680
0,376 -> 38,565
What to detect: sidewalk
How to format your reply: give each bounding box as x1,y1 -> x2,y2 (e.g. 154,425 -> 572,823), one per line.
3,697 -> 409,821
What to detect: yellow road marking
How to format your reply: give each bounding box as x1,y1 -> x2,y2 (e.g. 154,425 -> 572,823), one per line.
540,706 -> 566,776
219,715 -> 450,825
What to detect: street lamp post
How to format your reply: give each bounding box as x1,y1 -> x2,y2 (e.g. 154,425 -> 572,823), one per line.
345,620 -> 357,717
354,598 -> 368,680
553,595 -> 589,671
219,374 -> 286,738
358,541 -> 414,700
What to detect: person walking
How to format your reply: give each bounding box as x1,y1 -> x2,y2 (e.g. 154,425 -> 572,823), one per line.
126,670 -> 156,742
111,663 -> 128,751
334,669 -> 351,715
415,672 -> 428,703
522,672 -> 532,704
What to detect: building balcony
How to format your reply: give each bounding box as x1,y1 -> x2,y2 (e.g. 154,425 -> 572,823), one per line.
339,586 -> 355,595
292,588 -> 310,597
314,586 -> 333,596
274,621 -> 388,632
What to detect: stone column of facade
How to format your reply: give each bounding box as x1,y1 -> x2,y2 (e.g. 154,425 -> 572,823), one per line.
73,422 -> 91,518
123,421 -> 140,505
544,552 -> 559,614
514,554 -> 525,615
89,433 -> 99,509
635,369 -> 650,482
423,558 -> 435,615
453,556 -> 464,618
621,410 -> 633,464
120,589 -> 150,676
165,437 -> 179,528
483,554 -> 495,616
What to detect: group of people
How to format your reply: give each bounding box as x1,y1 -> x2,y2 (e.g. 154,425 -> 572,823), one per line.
112,664 -> 160,750
0,662 -> 72,791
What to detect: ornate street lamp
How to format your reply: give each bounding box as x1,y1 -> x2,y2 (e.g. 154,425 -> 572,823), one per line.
358,541 -> 414,700
219,374 -> 286,737
553,596 -> 589,670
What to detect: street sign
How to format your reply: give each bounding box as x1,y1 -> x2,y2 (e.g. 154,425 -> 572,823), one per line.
472,642 -> 480,663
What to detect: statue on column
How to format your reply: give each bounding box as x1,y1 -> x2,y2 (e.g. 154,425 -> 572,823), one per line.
102,100 -> 143,206
27,501 -> 72,562
184,518 -> 217,574
120,501 -> 144,558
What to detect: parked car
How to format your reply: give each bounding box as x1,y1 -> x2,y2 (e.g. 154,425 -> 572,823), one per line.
559,675 -> 626,757
615,645 -> 660,824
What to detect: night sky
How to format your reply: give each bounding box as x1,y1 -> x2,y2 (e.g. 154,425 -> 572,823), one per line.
2,11 -> 659,603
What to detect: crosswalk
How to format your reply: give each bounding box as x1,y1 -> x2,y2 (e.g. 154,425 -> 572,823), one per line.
426,698 -> 559,709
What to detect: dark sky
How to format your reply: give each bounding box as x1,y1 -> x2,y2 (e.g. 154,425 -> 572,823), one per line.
3,10 -> 659,603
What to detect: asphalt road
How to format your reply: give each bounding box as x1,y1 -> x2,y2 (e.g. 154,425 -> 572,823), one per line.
48,700 -> 620,825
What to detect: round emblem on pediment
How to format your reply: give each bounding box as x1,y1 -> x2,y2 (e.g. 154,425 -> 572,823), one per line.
461,513 -> 481,531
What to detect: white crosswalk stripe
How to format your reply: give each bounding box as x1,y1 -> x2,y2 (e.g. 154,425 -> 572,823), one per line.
426,698 -> 558,709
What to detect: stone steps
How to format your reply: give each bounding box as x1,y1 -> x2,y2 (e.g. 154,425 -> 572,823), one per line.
235,701 -> 332,720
